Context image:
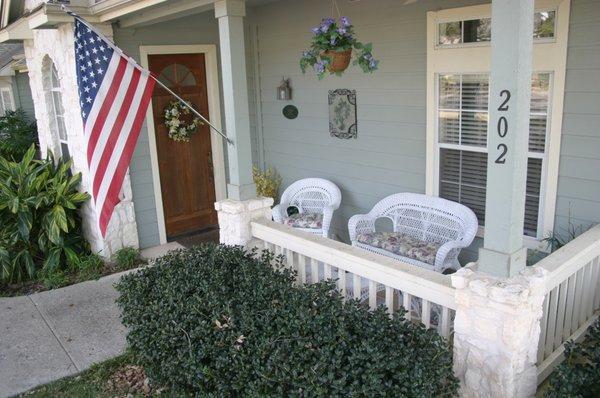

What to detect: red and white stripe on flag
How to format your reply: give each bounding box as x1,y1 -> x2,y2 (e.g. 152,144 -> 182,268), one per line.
74,17 -> 155,237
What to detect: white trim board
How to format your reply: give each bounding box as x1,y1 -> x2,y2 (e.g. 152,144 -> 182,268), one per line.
426,0 -> 570,250
140,44 -> 226,245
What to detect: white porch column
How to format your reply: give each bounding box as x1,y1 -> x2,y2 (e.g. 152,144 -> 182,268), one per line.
215,0 -> 256,201
478,0 -> 534,277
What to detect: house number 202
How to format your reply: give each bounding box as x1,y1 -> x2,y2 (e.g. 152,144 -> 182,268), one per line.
495,89 -> 511,164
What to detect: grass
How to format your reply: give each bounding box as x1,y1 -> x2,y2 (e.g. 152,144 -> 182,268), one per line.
19,353 -> 180,398
20,354 -> 136,398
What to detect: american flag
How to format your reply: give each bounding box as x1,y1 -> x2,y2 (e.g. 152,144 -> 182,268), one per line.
74,17 -> 155,237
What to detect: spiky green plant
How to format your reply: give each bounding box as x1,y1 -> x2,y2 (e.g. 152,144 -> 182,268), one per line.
0,146 -> 90,282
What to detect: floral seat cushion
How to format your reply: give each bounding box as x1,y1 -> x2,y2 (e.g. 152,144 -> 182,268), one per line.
356,232 -> 442,265
284,213 -> 323,229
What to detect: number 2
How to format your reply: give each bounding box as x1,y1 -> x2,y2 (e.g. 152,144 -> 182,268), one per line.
495,144 -> 507,164
498,90 -> 511,111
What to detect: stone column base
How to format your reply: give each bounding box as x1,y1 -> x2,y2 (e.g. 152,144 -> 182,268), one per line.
215,197 -> 274,246
451,265 -> 547,398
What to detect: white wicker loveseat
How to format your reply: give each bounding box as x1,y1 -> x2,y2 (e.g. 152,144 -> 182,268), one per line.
348,193 -> 478,273
272,178 -> 342,238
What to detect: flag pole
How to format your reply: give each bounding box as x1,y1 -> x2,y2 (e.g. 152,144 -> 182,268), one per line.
60,4 -> 234,146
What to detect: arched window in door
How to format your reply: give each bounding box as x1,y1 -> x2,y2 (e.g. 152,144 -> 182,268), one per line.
158,63 -> 197,88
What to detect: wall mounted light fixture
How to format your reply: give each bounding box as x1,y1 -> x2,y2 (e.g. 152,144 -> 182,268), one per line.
277,77 -> 292,100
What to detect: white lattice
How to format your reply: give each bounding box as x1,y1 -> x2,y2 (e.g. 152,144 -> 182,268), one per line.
272,178 -> 342,238
348,193 -> 478,273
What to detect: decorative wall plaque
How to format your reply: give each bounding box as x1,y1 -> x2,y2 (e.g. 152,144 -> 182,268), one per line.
282,104 -> 298,119
329,89 -> 357,139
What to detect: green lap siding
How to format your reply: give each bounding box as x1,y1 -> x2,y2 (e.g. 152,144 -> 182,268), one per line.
14,72 -> 34,120
555,0 -> 600,236
113,0 -> 600,256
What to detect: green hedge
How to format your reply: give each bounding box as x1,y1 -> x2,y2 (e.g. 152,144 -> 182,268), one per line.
545,318 -> 600,397
116,244 -> 458,396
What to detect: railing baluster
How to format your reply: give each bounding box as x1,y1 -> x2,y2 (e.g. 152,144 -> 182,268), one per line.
311,258 -> 319,284
324,263 -> 332,280
385,286 -> 394,314
403,292 -> 412,321
563,274 -> 577,343
338,269 -> 347,297
553,280 -> 568,352
545,288 -> 559,358
285,249 -> 294,270
368,280 -> 377,310
353,274 -> 362,301
297,254 -> 307,285
538,294 -> 550,364
439,307 -> 451,339
572,268 -> 585,332
421,299 -> 431,329
583,261 -> 595,320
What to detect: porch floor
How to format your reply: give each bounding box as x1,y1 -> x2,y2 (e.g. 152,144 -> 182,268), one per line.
176,228 -> 219,248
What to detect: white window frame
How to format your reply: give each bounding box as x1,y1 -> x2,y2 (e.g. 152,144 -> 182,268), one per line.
435,9 -> 558,49
0,86 -> 15,114
45,62 -> 69,160
426,0 -> 571,251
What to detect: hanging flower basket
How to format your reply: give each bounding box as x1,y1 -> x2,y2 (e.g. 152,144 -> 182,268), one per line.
321,49 -> 352,73
300,16 -> 379,79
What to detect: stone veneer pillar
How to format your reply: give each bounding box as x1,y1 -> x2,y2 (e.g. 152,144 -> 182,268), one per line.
23,21 -> 139,257
451,266 -> 547,397
215,197 -> 273,246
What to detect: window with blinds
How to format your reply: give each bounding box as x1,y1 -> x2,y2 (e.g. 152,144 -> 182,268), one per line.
437,73 -> 551,237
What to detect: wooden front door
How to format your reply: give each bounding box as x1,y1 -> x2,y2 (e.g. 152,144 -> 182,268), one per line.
149,53 -> 217,239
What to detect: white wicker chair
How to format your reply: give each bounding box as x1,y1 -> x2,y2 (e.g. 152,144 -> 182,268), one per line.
272,178 -> 342,238
348,193 -> 478,273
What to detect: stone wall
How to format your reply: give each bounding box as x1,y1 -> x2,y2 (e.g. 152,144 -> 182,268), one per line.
23,22 -> 140,257
452,266 -> 547,397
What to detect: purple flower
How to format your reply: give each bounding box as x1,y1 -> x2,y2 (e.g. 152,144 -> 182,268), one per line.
340,16 -> 351,27
320,24 -> 330,33
314,61 -> 326,74
337,27 -> 347,35
311,26 -> 320,34
369,59 -> 377,69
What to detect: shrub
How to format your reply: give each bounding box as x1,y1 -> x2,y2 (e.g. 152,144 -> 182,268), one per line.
116,244 -> 459,397
75,253 -> 104,282
0,109 -> 36,161
545,319 -> 600,397
114,247 -> 140,271
0,146 -> 90,283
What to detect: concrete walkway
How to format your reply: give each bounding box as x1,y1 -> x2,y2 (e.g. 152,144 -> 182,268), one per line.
0,242 -> 182,398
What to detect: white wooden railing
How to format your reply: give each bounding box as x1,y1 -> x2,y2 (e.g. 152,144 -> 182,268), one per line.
534,224 -> 600,383
250,219 -> 456,339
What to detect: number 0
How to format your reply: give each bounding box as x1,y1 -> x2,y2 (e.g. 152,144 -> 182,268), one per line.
497,117 -> 508,137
